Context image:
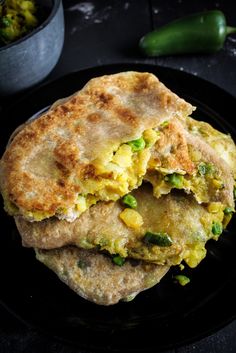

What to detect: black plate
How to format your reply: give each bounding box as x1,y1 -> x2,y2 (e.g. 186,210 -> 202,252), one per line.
1,64 -> 236,352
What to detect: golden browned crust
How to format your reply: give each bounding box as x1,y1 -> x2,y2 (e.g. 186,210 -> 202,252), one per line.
185,131 -> 235,206
149,119 -> 195,174
35,247 -> 169,305
0,72 -> 194,220
147,118 -> 235,207
183,116 -> 236,178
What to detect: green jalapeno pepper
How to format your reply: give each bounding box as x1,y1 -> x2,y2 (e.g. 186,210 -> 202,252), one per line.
139,10 -> 236,56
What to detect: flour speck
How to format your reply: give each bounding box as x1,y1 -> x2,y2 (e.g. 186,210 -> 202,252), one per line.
153,7 -> 159,14
225,38 -> 236,57
228,47 -> 236,57
228,36 -> 236,43
70,26 -> 77,35
93,6 -> 112,24
94,18 -> 102,23
67,2 -> 112,25
124,2 -> 130,10
67,2 -> 95,19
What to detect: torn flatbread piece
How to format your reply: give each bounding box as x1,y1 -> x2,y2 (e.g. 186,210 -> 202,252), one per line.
145,118 -> 235,208
183,116 -> 236,178
15,115 -> 236,267
35,247 -> 169,305
0,72 -> 194,222
16,183 -> 226,268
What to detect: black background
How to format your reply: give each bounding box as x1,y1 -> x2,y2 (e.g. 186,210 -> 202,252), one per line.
1,1 -> 236,352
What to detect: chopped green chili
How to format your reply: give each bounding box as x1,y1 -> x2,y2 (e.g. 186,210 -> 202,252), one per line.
233,186 -> 236,200
144,231 -> 173,247
174,275 -> 190,286
112,255 -> 125,266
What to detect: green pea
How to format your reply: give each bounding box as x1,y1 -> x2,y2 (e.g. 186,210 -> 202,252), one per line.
212,221 -> 223,236
198,162 -> 214,175
224,207 -> 234,215
127,137 -> 146,152
112,255 -> 125,266
144,231 -> 173,247
165,173 -> 184,188
122,194 -> 137,209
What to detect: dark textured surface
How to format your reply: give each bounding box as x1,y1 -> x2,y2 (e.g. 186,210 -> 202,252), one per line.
0,0 -> 236,352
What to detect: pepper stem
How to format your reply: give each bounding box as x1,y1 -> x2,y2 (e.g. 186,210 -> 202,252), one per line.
226,26 -> 236,35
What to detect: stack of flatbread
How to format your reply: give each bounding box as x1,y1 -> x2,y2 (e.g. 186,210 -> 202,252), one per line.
1,72 -> 236,305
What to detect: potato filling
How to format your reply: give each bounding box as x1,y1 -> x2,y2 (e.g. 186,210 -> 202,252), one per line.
17,129 -> 159,222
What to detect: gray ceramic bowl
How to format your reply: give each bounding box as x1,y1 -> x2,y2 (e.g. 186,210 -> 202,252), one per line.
0,0 -> 64,96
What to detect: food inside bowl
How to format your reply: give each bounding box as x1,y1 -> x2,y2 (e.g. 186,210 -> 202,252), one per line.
0,0 -> 38,44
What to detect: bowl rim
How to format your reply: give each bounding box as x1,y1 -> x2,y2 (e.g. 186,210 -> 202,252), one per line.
0,0 -> 61,52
